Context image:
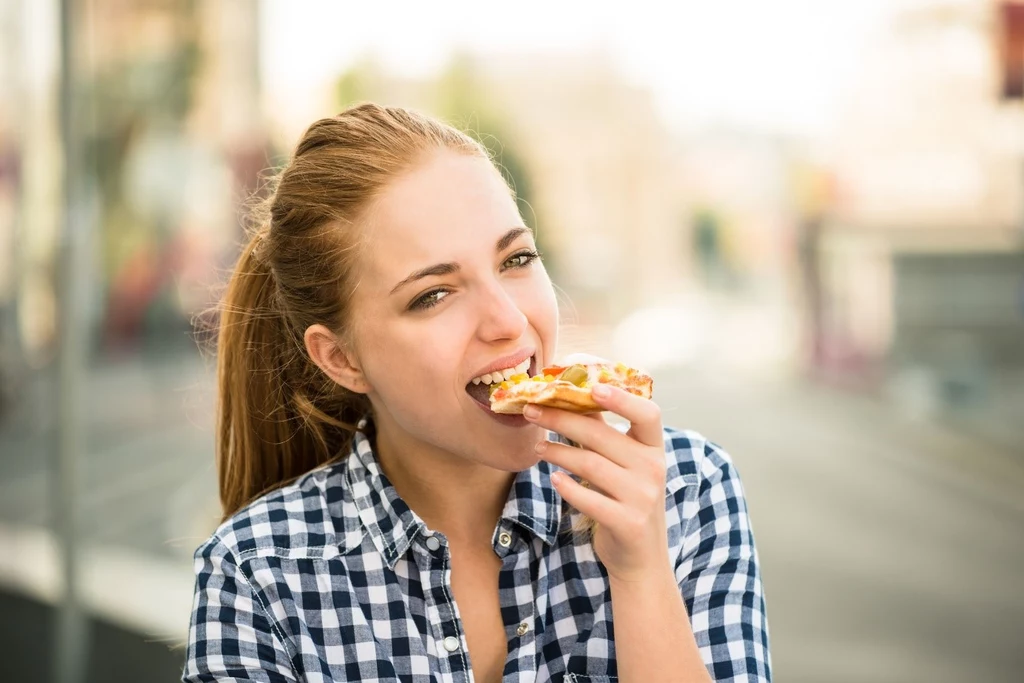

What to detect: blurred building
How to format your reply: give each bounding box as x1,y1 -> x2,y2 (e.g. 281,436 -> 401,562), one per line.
0,0 -> 266,368
817,0 -> 1024,445
0,0 -> 62,407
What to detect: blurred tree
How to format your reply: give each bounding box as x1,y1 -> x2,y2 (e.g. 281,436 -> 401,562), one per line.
335,57 -> 383,111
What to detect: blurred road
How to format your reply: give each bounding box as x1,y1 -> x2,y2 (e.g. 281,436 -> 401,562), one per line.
1,350 -> 1022,682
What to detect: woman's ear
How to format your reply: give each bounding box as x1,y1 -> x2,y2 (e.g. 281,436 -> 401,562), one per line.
304,324 -> 371,394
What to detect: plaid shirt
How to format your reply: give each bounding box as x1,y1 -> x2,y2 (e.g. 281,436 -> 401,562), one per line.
183,424 -> 771,682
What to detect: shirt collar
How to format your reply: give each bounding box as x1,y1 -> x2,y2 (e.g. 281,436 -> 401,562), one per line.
345,426 -> 425,570
344,423 -> 565,570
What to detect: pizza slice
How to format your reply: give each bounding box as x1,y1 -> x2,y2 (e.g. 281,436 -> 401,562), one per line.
489,357 -> 653,415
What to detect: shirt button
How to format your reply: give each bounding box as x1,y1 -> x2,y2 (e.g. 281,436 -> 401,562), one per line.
498,532 -> 512,548
516,621 -> 529,636
425,536 -> 441,551
443,636 -> 460,652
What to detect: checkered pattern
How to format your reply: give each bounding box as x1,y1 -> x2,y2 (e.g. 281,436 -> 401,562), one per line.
183,424 -> 771,682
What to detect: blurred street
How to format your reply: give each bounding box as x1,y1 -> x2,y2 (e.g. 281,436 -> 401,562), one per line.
1,348 -> 1021,682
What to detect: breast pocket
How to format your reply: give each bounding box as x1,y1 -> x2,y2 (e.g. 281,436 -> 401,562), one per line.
564,676 -> 618,682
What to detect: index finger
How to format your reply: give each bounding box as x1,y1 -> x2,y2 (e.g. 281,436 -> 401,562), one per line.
590,383 -> 663,447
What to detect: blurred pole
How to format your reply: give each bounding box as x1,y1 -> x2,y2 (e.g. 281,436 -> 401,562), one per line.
53,0 -> 88,680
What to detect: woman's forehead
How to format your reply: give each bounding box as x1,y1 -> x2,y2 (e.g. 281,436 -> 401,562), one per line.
360,152 -> 525,280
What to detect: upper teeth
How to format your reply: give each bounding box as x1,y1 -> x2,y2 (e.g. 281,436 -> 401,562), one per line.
471,357 -> 531,385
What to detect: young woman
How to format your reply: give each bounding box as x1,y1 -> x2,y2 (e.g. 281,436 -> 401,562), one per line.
183,103 -> 771,683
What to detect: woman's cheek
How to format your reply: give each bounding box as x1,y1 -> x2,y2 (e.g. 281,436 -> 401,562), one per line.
529,276 -> 559,348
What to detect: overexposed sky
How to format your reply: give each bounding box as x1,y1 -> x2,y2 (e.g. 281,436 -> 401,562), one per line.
258,0 -> 944,138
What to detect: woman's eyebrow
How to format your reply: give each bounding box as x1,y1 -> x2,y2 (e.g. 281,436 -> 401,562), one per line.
496,226 -> 530,253
389,226 -> 532,295
390,262 -> 459,295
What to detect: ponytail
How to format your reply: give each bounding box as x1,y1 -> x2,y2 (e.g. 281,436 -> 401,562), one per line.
214,103 -> 490,522
216,231 -> 368,521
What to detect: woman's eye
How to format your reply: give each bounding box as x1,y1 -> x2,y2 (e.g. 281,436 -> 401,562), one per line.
408,251 -> 539,311
411,289 -> 450,310
503,250 -> 541,270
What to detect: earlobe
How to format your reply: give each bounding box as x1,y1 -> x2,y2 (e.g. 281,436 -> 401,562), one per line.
304,324 -> 370,394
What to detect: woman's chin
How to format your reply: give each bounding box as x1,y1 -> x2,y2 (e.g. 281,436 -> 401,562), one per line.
487,427 -> 547,471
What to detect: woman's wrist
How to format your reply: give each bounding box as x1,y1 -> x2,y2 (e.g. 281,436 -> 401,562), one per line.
607,560 -> 680,598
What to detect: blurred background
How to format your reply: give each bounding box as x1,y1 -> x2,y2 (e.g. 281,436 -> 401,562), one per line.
1,0 -> 1022,681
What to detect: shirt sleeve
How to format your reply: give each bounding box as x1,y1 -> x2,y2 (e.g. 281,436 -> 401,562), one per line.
674,439 -> 772,682
182,535 -> 299,683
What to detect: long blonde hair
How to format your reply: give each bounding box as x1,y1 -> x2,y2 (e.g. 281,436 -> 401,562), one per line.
216,104 -> 487,521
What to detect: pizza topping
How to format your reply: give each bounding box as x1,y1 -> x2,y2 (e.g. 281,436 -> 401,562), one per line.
493,360 -> 642,396
556,364 -> 589,387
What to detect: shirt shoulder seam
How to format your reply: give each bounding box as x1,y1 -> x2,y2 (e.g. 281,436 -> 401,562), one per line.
210,533 -> 302,678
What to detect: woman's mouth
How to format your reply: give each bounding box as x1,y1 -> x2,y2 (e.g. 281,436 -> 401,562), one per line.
468,356 -> 532,386
465,355 -> 537,408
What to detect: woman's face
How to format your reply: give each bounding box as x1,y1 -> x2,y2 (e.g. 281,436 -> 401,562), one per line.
346,149 -> 559,471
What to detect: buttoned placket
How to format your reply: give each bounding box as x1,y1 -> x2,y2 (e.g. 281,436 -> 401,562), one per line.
417,530 -> 472,683
493,524 -> 539,682
414,525 -> 541,683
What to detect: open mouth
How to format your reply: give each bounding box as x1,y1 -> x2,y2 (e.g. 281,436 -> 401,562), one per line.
465,355 -> 537,408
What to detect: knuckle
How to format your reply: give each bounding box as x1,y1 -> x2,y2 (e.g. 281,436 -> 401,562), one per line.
626,511 -> 647,534
641,484 -> 663,508
646,454 -> 666,478
575,457 -> 593,480
577,452 -> 601,480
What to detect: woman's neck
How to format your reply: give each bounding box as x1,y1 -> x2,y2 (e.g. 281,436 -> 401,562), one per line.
371,423 -> 516,548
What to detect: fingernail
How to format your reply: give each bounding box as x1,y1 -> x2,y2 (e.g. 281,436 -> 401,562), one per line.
523,405 -> 541,419
534,440 -> 547,453
591,384 -> 610,399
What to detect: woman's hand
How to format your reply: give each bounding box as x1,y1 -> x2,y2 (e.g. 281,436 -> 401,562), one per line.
524,384 -> 669,584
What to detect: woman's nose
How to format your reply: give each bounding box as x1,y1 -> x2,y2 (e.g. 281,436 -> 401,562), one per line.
476,286 -> 528,342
